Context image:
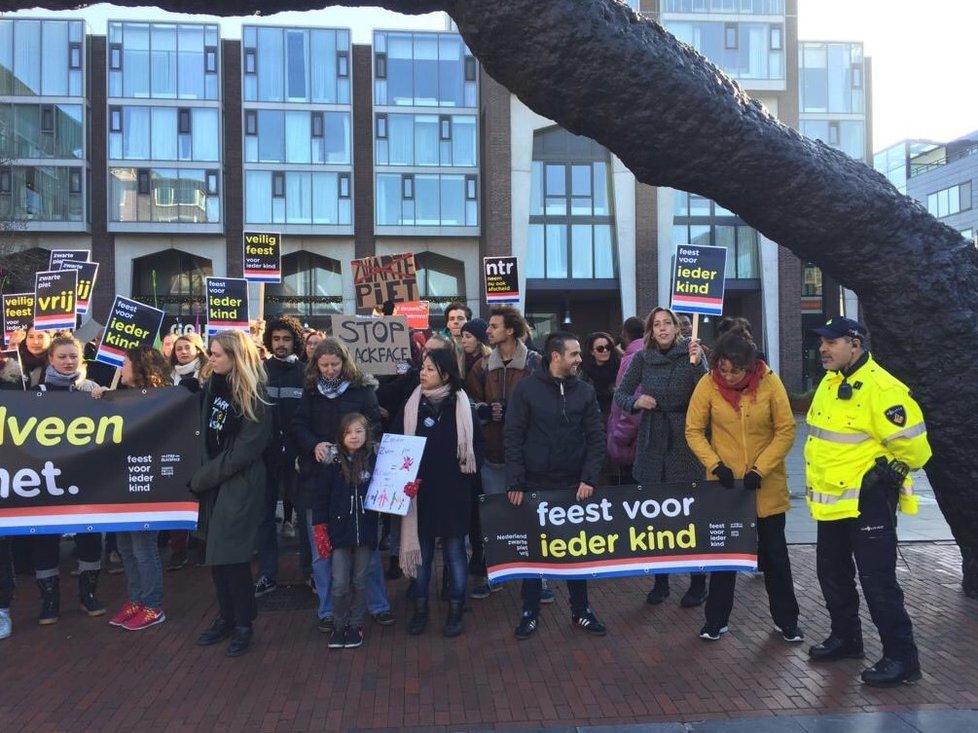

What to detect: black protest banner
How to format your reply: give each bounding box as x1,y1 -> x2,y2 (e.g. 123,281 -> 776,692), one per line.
329,315 -> 412,376
3,292 -> 34,346
484,255 -> 520,304
49,249 -> 90,269
34,269 -> 78,331
206,277 -> 250,337
0,389 -> 201,536
243,231 -> 282,283
96,296 -> 165,368
481,482 -> 757,582
56,260 -> 100,315
671,244 -> 727,316
351,253 -> 418,311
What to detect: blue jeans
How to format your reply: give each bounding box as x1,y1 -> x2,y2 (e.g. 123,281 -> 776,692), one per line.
331,545 -> 372,627
116,531 -> 163,610
305,510 -> 390,620
480,461 -> 507,495
415,535 -> 467,602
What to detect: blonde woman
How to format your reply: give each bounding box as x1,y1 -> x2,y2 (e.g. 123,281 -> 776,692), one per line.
190,330 -> 272,658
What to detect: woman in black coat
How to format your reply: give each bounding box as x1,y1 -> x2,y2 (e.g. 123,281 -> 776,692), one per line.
190,330 -> 272,658
397,348 -> 484,638
291,337 -> 389,630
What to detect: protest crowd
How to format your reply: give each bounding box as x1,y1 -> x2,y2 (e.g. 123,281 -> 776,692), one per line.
0,299 -> 931,688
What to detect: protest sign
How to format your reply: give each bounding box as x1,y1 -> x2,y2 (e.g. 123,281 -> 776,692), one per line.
363,433 -> 427,517
34,269 -> 78,331
670,244 -> 727,316
351,253 -> 418,311
484,256 -> 520,304
3,293 -> 34,346
243,231 -> 282,283
329,315 -> 411,376
49,249 -> 90,269
394,300 -> 430,330
56,260 -> 99,315
0,389 -> 201,535
206,277 -> 250,337
481,482 -> 757,583
160,315 -> 204,338
96,296 -> 165,368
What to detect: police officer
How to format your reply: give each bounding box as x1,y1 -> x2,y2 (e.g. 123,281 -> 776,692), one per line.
805,317 -> 931,687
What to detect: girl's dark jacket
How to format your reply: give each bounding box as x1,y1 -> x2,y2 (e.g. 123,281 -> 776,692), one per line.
190,376 -> 273,566
290,373 -> 381,508
311,456 -> 379,549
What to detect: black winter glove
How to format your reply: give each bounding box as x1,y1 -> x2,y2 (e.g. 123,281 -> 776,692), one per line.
713,463 -> 735,489
743,470 -> 762,492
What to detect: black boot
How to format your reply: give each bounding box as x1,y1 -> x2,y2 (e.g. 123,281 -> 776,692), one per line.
386,555 -> 403,580
809,634 -> 865,662
197,617 -> 234,646
37,577 -> 60,625
646,575 -> 670,605
444,600 -> 464,637
78,570 -> 106,616
680,574 -> 708,608
225,626 -> 254,657
406,598 -> 429,635
861,651 -> 922,687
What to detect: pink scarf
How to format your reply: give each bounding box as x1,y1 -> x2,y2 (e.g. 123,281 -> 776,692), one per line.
398,384 -> 476,578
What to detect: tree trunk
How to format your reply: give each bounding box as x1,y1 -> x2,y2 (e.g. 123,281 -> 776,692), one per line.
24,0 -> 978,596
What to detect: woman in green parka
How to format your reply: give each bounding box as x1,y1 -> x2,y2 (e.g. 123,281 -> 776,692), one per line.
190,330 -> 272,658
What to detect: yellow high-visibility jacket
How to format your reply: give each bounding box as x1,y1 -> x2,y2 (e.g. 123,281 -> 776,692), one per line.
805,353 -> 931,521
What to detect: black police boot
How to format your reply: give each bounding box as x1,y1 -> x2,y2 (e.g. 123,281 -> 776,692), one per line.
225,626 -> 254,657
443,600 -> 464,638
861,653 -> 922,687
809,634 -> 865,662
78,570 -> 106,616
406,598 -> 429,635
37,577 -> 60,625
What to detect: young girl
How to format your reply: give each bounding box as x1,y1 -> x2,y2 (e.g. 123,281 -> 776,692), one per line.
312,413 -> 378,650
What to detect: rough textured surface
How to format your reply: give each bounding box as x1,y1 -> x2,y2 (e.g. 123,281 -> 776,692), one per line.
20,0 -> 978,595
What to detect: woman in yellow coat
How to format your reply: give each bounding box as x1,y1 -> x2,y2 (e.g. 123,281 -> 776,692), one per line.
685,332 -> 802,643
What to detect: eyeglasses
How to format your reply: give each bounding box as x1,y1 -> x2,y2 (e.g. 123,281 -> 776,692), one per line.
593,344 -> 611,353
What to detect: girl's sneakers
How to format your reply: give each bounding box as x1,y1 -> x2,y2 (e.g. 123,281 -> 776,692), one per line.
108,601 -> 142,627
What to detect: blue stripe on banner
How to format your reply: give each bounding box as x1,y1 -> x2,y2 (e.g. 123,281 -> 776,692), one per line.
488,561 -> 756,582
0,520 -> 198,537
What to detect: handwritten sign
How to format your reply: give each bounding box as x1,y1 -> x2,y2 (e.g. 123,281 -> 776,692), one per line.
351,253 -> 418,311
671,244 -> 727,316
3,293 -> 34,346
96,296 -> 165,368
242,231 -> 281,283
329,315 -> 412,376
364,433 -> 428,516
34,270 -> 78,331
484,256 -> 520,304
206,277 -> 250,337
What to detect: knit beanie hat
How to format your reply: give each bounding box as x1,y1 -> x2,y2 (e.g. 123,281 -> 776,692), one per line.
461,318 -> 489,345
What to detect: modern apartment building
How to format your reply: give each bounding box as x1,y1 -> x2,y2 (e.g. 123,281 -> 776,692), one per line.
1,5 -> 871,392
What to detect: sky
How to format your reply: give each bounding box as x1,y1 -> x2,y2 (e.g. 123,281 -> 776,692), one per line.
5,0 -> 976,151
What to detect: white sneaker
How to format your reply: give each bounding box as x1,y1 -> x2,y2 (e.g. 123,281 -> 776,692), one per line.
0,609 -> 11,640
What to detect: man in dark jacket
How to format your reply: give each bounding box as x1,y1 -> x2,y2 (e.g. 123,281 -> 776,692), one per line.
504,331 -> 607,640
254,316 -> 307,597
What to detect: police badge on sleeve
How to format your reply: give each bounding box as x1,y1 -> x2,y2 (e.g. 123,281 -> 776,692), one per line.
884,405 -> 907,426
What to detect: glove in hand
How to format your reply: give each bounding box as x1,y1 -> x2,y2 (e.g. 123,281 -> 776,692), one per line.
713,463 -> 735,489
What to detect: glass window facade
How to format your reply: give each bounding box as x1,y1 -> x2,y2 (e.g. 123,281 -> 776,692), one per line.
0,165 -> 83,221
132,249 -> 211,315
374,31 -> 477,107
415,251 -> 467,304
108,22 -> 219,100
375,113 -> 476,167
245,170 -> 351,225
0,19 -> 84,97
527,128 -> 617,280
109,167 -> 219,223
265,251 -> 344,317
375,172 -> 476,226
799,42 -> 864,114
108,105 -> 219,161
1,103 -> 83,159
244,109 -> 350,164
926,182 -> 972,219
800,119 -> 864,160
672,191 -> 760,278
667,21 -> 784,80
242,27 -> 350,104
663,0 -> 785,13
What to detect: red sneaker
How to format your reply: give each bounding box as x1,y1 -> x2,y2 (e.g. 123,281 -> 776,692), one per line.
109,601 -> 142,627
122,606 -> 166,631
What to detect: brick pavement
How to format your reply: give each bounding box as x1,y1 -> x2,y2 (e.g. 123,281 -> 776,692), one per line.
0,540 -> 975,732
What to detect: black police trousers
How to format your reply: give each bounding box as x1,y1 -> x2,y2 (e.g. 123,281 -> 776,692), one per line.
815,475 -> 916,662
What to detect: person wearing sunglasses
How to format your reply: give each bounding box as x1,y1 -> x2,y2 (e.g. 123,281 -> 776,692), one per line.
580,331 -> 622,424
